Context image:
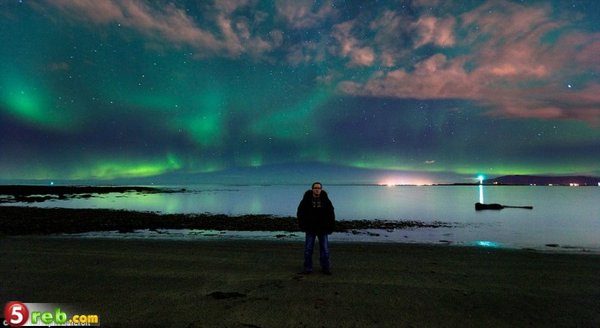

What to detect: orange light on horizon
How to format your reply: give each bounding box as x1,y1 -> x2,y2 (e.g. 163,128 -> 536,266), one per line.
377,176 -> 434,186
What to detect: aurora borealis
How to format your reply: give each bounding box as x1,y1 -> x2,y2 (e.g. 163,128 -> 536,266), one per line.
1,0 -> 599,184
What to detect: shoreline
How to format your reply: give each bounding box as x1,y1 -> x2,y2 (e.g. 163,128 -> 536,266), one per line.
0,205 -> 451,235
42,228 -> 600,255
2,236 -> 599,327
0,184 -> 166,203
1,205 -> 598,254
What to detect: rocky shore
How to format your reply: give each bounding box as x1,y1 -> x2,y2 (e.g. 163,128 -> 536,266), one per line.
0,206 -> 450,235
0,184 -> 166,203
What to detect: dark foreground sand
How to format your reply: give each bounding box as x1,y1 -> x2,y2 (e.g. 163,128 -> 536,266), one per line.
1,237 -> 599,327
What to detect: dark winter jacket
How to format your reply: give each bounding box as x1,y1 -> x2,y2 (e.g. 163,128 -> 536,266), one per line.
297,190 -> 335,235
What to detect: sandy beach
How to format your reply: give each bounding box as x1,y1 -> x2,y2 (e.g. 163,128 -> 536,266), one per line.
2,236 -> 599,327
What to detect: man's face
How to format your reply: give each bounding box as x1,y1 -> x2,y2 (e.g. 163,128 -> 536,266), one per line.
312,184 -> 322,197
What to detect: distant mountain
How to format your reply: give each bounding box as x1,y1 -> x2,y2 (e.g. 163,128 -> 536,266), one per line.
484,175 -> 600,186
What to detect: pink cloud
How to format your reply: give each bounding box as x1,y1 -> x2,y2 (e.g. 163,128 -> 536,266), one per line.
331,21 -> 378,67
368,10 -> 412,68
562,33 -> 600,70
275,0 -> 335,29
461,1 -> 552,39
43,0 -> 274,58
412,16 -> 456,48
36,0 -> 599,124
46,0 -> 123,23
339,1 -> 600,124
493,83 -> 600,123
350,47 -> 376,67
214,0 -> 251,15
339,54 -> 478,99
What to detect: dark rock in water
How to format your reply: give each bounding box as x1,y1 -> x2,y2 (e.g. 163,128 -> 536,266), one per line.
475,202 -> 533,210
475,203 -> 504,210
475,203 -> 497,210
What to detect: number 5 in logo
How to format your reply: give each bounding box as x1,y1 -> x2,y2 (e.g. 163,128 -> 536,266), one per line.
4,301 -> 29,327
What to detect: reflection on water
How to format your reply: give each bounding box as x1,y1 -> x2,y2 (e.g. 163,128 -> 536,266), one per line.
5,185 -> 600,251
479,184 -> 484,204
474,240 -> 501,248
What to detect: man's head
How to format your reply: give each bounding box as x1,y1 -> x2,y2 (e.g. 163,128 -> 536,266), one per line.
311,182 -> 322,198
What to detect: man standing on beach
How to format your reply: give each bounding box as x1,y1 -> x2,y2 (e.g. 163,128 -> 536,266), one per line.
297,182 -> 335,274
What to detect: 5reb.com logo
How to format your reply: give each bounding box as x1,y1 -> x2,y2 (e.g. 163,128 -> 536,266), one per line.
3,301 -> 100,327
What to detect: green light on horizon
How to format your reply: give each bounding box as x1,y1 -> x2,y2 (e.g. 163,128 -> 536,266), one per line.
69,155 -> 182,180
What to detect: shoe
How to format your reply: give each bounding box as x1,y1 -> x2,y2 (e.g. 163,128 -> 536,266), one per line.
322,269 -> 332,275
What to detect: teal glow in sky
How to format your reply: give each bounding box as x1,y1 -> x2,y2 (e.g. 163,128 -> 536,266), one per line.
1,0 -> 599,184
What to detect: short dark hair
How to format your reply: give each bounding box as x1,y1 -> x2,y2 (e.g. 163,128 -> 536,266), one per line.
312,182 -> 322,189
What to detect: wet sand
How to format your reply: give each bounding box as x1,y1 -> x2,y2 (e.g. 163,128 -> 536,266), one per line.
2,236 -> 599,327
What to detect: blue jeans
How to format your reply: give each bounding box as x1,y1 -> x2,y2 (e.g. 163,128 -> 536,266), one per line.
304,233 -> 330,272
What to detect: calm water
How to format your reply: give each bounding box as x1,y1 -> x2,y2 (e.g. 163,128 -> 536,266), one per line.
7,185 -> 600,252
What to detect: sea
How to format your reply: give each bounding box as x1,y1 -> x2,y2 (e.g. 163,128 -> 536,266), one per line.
7,184 -> 600,253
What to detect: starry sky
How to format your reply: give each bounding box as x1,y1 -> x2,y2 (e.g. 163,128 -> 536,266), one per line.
1,0 -> 599,185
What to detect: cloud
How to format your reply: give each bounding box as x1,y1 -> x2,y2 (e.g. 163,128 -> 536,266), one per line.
44,0 -> 124,23
275,0 -> 335,29
36,0 -> 599,123
412,16 -> 456,48
214,0 -> 252,15
332,21 -> 376,67
338,1 -> 600,124
349,47 -> 376,67
42,0 -> 274,58
368,10 -> 411,68
339,54 -> 477,99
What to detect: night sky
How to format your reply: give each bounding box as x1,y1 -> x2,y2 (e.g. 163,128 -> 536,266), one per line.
1,0 -> 599,185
